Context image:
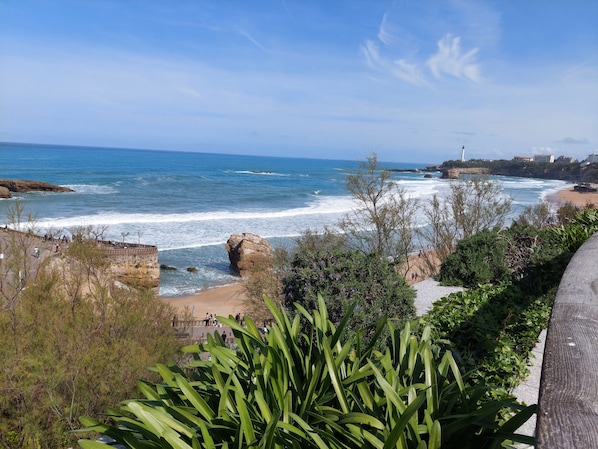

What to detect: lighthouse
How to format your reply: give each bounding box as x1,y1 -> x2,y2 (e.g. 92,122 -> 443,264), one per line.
461,145 -> 465,162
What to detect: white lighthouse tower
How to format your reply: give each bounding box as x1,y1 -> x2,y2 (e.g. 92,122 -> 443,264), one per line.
461,145 -> 465,162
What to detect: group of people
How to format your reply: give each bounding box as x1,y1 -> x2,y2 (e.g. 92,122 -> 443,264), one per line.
203,312 -> 245,327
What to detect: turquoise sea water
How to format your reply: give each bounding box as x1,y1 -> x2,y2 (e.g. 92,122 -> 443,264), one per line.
1,142 -> 568,296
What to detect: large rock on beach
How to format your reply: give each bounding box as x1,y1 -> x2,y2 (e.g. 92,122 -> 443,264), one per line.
226,233 -> 274,277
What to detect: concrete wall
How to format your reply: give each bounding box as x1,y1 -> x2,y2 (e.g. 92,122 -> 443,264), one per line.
536,232 -> 598,448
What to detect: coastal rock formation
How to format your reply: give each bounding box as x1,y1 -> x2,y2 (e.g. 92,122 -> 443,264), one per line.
0,179 -> 74,198
440,167 -> 490,179
226,233 -> 274,277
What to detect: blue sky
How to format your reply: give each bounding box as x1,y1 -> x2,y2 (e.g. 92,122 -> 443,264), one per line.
1,1 -> 597,163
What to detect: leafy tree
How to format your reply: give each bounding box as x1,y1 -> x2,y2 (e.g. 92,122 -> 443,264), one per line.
282,237 -> 416,345
79,296 -> 535,449
516,202 -> 553,228
419,175 -> 511,271
338,154 -> 419,271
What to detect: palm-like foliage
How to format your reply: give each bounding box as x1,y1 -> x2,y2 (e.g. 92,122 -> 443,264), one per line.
79,296 -> 534,449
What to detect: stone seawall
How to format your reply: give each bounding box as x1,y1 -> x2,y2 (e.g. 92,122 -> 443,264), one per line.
100,244 -> 160,291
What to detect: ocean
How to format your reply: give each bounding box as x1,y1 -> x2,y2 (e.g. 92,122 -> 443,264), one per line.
1,142 -> 568,297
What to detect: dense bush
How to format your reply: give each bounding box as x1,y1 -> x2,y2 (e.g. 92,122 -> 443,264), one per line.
419,284 -> 555,399
436,228 -> 510,287
79,296 -> 534,449
282,244 -> 416,346
0,265 -> 180,448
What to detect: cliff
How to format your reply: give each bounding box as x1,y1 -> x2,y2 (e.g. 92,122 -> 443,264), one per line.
0,179 -> 74,198
428,160 -> 598,183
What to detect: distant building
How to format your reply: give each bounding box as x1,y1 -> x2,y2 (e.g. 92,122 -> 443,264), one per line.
513,155 -> 533,162
588,153 -> 598,163
533,154 -> 554,163
555,155 -> 577,164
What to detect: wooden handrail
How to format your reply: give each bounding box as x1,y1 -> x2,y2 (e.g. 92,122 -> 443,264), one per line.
536,232 -> 598,448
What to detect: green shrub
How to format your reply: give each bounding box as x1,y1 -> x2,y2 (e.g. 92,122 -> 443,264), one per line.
550,208 -> 598,252
0,269 -> 180,448
282,245 -> 416,346
436,228 -> 510,287
420,283 -> 556,399
79,296 -> 534,449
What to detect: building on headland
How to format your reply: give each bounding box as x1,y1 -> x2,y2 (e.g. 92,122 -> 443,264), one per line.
513,155 -> 534,162
533,154 -> 554,163
588,153 -> 598,163
555,155 -> 577,164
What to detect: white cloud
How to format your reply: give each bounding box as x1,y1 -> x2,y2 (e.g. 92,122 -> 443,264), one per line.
377,13 -> 393,46
361,39 -> 428,87
391,59 -> 428,87
426,34 -> 481,82
361,39 -> 384,71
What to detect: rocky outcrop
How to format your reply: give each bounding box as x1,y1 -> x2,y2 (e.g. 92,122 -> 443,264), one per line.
434,161 -> 598,183
226,233 -> 274,277
0,179 -> 74,198
440,167 -> 490,179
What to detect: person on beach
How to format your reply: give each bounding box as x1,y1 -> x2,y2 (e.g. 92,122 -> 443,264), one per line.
222,331 -> 227,344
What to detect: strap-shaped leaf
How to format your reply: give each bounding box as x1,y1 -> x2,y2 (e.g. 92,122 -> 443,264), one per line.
175,373 -> 215,421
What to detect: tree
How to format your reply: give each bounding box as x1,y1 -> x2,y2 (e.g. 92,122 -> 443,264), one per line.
419,175 -> 511,272
338,154 -> 419,270
0,200 -> 40,359
0,208 -> 181,448
516,202 -> 553,228
0,263 -> 181,448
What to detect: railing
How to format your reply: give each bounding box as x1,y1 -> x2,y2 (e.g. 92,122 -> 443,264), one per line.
536,232 -> 598,448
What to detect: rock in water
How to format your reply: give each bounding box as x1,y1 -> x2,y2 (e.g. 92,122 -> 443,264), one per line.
226,233 -> 274,277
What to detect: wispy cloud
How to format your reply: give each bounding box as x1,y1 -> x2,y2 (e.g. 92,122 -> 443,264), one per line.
363,10 -> 482,87
391,59 -> 428,87
426,34 -> 481,82
377,13 -> 393,46
235,27 -> 270,53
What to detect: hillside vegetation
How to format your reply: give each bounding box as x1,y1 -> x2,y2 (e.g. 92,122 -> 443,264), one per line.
433,159 -> 598,183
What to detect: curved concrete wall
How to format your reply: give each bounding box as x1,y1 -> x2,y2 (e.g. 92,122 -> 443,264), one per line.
536,232 -> 598,448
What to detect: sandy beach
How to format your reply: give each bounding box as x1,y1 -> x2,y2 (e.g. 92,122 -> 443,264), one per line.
553,186 -> 598,208
161,283 -> 247,320
162,185 -> 597,320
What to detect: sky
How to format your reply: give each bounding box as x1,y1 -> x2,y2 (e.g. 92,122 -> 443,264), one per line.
0,1 -> 597,163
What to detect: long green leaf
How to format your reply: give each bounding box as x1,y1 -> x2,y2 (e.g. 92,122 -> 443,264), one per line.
175,373 -> 215,421
383,392 -> 427,449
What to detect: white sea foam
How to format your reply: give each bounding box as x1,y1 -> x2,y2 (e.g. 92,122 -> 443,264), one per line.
63,184 -> 118,195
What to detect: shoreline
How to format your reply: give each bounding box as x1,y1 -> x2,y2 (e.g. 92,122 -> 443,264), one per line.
161,186 -> 597,320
